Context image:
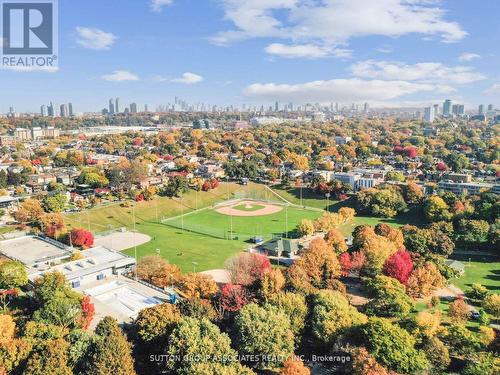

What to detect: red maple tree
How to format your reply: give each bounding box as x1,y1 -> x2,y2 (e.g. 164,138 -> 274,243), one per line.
70,228 -> 94,249
219,284 -> 249,312
382,249 -> 414,284
78,295 -> 95,329
339,252 -> 352,276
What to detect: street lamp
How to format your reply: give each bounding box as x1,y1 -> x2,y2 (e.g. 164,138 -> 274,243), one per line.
325,192 -> 331,212
192,261 -> 198,273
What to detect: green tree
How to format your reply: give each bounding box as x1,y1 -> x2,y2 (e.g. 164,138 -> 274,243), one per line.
66,329 -> 95,373
356,187 -> 407,218
42,193 -> 68,213
77,171 -> 109,188
439,324 -> 481,356
445,152 -> 470,172
424,196 -> 452,222
234,303 -> 294,370
165,317 -> 253,375
84,317 -> 136,375
32,272 -> 84,329
365,275 -> 413,318
160,175 -> 189,197
310,290 -> 367,345
266,292 -> 307,345
361,317 -> 428,373
422,336 -> 450,374
0,260 -> 28,289
463,353 -> 500,375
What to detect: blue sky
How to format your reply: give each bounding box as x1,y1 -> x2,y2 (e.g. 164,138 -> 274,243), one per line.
1,0 -> 500,113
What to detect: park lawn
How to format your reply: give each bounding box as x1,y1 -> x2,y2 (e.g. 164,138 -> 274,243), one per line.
64,182 -> 271,232
165,205 -> 322,241
448,253 -> 500,293
65,181 -> 414,272
121,222 -> 245,272
270,186 -> 338,210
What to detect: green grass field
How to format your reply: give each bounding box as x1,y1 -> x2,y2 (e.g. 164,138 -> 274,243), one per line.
448,252 -> 500,293
164,205 -> 321,241
64,182 -> 416,272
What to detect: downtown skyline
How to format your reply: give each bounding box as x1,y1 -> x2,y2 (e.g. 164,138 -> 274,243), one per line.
1,0 -> 500,112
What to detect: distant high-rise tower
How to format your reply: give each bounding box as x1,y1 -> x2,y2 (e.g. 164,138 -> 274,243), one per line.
68,103 -> 74,117
478,104 -> 484,115
364,102 -> 369,113
109,98 -> 115,114
443,99 -> 452,116
144,104 -> 149,112
275,101 -> 279,112
60,104 -> 68,117
130,103 -> 138,113
40,105 -> 47,117
433,104 -> 439,115
424,106 -> 435,123
488,104 -> 494,111
115,98 -> 120,113
48,102 -> 55,117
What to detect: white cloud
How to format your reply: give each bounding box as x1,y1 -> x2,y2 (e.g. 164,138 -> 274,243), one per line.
265,43 -> 351,59
484,83 -> 500,95
76,27 -> 117,50
376,45 -> 393,53
102,70 -> 139,82
351,60 -> 486,85
244,78 -> 436,103
458,53 -> 481,62
151,0 -> 173,12
212,0 -> 466,56
171,72 -> 203,84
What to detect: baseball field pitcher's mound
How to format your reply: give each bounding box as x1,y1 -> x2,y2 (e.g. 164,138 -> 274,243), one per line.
215,200 -> 283,217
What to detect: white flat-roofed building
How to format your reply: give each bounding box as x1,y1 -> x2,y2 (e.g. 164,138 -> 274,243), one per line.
0,235 -> 71,267
28,246 -> 136,288
333,172 -> 360,190
358,175 -> 384,190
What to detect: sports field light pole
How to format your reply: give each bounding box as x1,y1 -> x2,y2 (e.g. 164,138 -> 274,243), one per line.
285,204 -> 289,239
180,196 -> 184,231
133,203 -> 137,281
230,214 -> 233,240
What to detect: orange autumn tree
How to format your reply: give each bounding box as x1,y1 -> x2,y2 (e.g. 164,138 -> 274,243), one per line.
280,357 -> 311,375
324,228 -> 348,254
351,347 -> 392,375
406,262 -> 444,298
353,225 -> 398,274
176,273 -> 218,300
287,237 -> 340,291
